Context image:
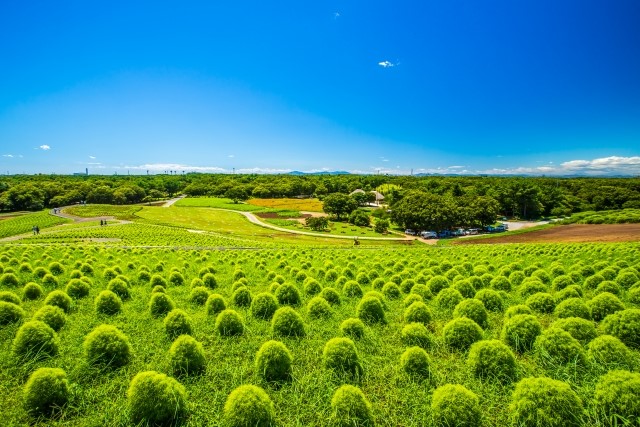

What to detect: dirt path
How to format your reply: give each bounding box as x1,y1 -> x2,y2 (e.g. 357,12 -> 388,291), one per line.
457,223 -> 640,244
163,195 -> 185,207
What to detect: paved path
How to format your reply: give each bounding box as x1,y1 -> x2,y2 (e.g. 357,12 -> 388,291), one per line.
163,195 -> 186,207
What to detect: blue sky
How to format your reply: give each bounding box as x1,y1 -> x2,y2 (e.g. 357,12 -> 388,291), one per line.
1,0 -> 639,176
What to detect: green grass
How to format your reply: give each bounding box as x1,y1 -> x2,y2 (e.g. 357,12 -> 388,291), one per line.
0,211 -> 69,239
63,205 -> 143,220
0,243 -> 638,425
264,218 -> 399,239
561,208 -> 640,224
175,197 -> 265,212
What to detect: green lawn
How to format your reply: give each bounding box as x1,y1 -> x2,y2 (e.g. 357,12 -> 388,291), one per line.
0,210 -> 69,239
63,204 -> 143,220
174,197 -> 265,211
264,218 -> 399,239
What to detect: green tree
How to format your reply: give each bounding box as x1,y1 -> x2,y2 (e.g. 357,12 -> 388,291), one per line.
225,186 -> 250,204
391,190 -> 458,231
374,218 -> 389,233
305,216 -> 329,231
323,193 -> 358,221
348,209 -> 371,227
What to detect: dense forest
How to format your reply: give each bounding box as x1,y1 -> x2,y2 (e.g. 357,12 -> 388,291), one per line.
0,174 -> 638,220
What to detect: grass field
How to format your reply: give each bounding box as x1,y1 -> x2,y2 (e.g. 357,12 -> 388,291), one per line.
248,198 -> 324,212
174,198 -> 265,212
264,218 -> 399,239
0,211 -> 70,239
0,242 -> 639,426
63,205 -> 143,220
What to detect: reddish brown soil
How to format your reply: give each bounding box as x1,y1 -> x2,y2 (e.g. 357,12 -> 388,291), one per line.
456,224 -> 640,245
256,212 -> 311,219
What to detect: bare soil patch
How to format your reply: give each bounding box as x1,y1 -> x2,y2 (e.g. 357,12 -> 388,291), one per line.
256,212 -> 311,219
456,224 -> 640,245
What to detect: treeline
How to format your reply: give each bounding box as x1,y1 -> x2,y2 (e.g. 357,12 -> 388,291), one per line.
0,173 -> 638,217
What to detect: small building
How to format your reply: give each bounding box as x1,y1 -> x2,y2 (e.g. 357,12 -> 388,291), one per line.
349,189 -> 385,206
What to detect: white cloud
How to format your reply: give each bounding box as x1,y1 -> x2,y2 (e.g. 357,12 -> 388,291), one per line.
228,154 -> 235,158
378,60 -> 396,68
333,12 -> 341,19
89,155 -> 96,159
39,145 -> 51,150
2,154 -> 14,158
87,162 -> 102,165
447,165 -> 465,169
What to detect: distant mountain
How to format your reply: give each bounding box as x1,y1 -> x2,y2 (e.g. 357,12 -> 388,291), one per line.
287,171 -> 351,176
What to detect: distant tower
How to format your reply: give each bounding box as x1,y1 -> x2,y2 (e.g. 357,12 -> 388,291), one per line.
86,168 -> 88,176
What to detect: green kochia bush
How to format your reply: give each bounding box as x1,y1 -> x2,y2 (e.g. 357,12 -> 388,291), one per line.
275,283 -> 302,306
65,278 -> 90,299
127,371 -> 187,426
164,309 -> 193,338
467,339 -> 517,383
400,346 -> 431,378
504,304 -> 533,319
554,298 -> 591,320
356,296 -> 386,324
232,286 -> 252,307
215,309 -> 244,336
453,299 -> 488,328
340,318 -> 365,339
594,370 -> 640,424
307,296 -> 332,318
402,323 -> 433,349
23,368 -> 69,417
601,309 -> 640,348
587,335 -> 634,369
344,280 -> 364,298
0,301 -> 24,325
189,286 -> 209,305
431,384 -> 481,427
552,317 -> 596,345
22,282 -> 44,300
44,290 -> 72,313
148,292 -> 175,317
83,324 -> 132,368
323,337 -> 362,377
474,289 -> 503,312
33,305 -> 66,331
251,292 -> 279,320
255,340 -> 293,382
502,314 -> 542,352
168,335 -> 206,376
525,292 -> 556,314
331,385 -> 374,427
534,327 -> 586,366
320,287 -> 341,306
403,301 -> 433,325
271,307 -> 305,337
587,292 -> 625,321
94,290 -> 123,315
443,317 -> 483,351
509,377 -> 583,427
107,278 -> 130,300
0,291 -> 21,305
436,288 -> 463,310
12,320 -> 59,360
223,385 -> 275,427
205,293 -> 226,315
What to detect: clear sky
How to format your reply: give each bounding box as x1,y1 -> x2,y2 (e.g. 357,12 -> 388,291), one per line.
1,1 -> 639,176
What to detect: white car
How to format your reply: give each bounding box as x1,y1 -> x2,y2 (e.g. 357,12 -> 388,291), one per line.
421,231 -> 437,239
405,229 -> 417,236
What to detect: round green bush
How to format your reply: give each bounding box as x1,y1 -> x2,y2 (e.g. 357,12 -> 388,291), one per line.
601,309 -> 640,348
554,297 -> 591,320
403,293 -> 423,308
65,278 -> 90,299
595,280 -> 622,296
519,280 -> 548,298
331,385 -> 374,427
0,272 -> 20,287
320,287 -> 341,306
509,377 -> 582,427
411,283 -> 433,300
0,290 -> 20,305
0,301 -> 24,325
223,385 -> 275,427
84,324 -> 132,368
307,296 -> 332,318
41,273 -> 58,287
443,317 -> 483,351
168,334 -> 206,376
526,292 -> 556,314
23,368 -> 69,417
356,296 -> 386,324
271,307 -> 305,337
467,339 -> 517,382
534,327 -> 586,366
33,305 -> 66,331
164,309 -> 193,338
205,293 -> 226,315
616,271 -> 639,289
94,289 -> 123,315
304,278 -> 322,295
107,278 -> 130,300
428,275 -> 450,294
552,275 -> 573,291
215,309 -> 244,336
381,282 -> 401,300
400,278 -> 416,293
453,299 -> 488,328
431,384 -> 481,427
323,337 -> 362,377
402,322 -> 433,349
363,291 -> 388,310
501,314 -> 542,352
404,301 -> 433,325
343,280 -> 364,298
436,287 -> 463,310
189,286 -> 209,305
232,286 -> 252,307
505,304 -> 533,319
552,317 -> 596,345
44,290 -> 72,313
587,292 -> 625,322
251,292 -> 278,320
12,320 -> 59,360
452,279 -> 476,299
149,292 -> 175,317
152,285 -> 166,294
474,289 -> 503,312
275,283 -> 301,306
255,340 -> 293,382
400,346 -> 431,378
587,335 -> 634,369
555,285 -> 583,302
491,276 -> 512,292
340,318 -> 365,339
168,271 -> 184,286
594,370 -> 640,424
150,274 -> 168,288
127,371 -> 187,426
22,282 -> 44,301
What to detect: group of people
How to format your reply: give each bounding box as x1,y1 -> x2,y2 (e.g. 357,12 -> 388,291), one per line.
100,219 -> 108,226
32,226 -> 40,235
52,208 -> 61,214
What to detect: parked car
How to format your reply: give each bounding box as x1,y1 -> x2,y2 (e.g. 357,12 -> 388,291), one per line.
405,229 -> 417,236
452,228 -> 466,236
437,230 -> 451,238
421,231 -> 438,239
466,228 -> 479,235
